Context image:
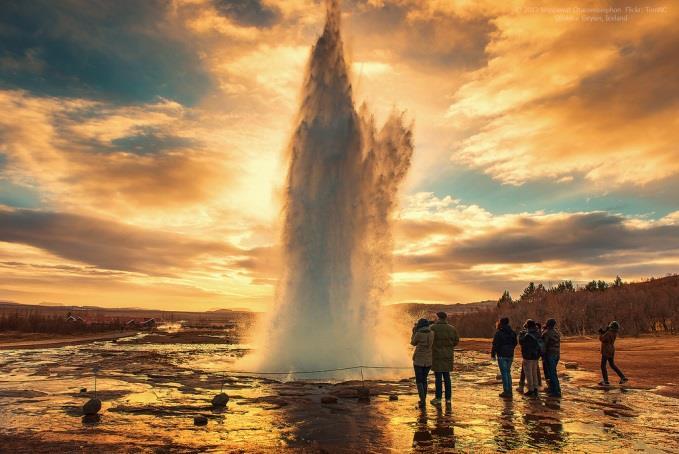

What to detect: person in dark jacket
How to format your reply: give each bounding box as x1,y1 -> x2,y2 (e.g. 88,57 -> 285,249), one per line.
518,319 -> 541,396
491,317 -> 517,398
599,321 -> 628,385
542,318 -> 561,397
517,321 -> 543,392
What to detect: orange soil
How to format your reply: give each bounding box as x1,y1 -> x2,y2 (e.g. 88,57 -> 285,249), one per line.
459,335 -> 679,399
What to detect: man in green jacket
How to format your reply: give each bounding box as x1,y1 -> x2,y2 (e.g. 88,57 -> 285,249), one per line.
429,311 -> 460,405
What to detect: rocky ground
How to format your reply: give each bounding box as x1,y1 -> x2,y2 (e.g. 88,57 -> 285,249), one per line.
0,330 -> 678,453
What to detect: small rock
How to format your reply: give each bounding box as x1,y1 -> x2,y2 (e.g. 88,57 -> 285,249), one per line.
211,392 -> 229,408
194,415 -> 208,426
564,362 -> 579,370
496,373 -> 502,380
321,396 -> 338,404
357,387 -> 370,402
389,394 -> 398,401
80,388 -> 87,393
83,398 -> 102,415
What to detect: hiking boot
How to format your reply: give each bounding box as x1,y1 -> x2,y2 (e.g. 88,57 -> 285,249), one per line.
598,381 -> 610,386
619,377 -> 629,384
499,392 -> 513,398
430,398 -> 441,406
523,390 -> 536,397
516,386 -> 524,393
548,392 -> 562,398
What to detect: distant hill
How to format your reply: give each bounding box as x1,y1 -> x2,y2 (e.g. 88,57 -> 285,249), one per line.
388,300 -> 496,318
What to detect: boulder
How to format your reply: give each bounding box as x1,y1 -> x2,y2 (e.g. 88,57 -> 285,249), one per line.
83,398 -> 102,415
321,396 -> 338,404
564,362 -> 579,370
194,415 -> 208,426
211,392 -> 229,408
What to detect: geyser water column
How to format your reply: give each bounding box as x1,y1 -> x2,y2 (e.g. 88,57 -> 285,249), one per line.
252,0 -> 413,372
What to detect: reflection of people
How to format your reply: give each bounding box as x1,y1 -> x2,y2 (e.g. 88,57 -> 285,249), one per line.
598,321 -> 628,385
412,407 -> 433,447
430,312 -> 459,406
519,320 -> 541,397
523,397 -> 567,448
494,398 -> 521,451
491,317 -> 517,398
542,318 -> 562,397
411,318 -> 435,408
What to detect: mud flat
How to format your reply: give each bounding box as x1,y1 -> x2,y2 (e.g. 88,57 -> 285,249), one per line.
0,331 -> 137,350
460,335 -> 679,398
0,330 -> 678,452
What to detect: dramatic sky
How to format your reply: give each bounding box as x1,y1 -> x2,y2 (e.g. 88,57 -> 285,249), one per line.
1,0 -> 677,311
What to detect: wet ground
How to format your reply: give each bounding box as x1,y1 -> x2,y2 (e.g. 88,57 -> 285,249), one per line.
1,330 -> 678,453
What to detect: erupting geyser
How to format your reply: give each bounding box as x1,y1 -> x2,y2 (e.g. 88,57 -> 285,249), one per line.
252,0 -> 413,372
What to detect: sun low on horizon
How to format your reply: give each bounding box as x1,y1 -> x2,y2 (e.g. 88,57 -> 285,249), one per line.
1,0 -> 678,312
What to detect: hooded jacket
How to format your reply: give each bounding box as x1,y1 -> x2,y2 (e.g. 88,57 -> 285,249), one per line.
491,324 -> 517,358
519,327 -> 541,360
430,319 -> 460,372
411,326 -> 435,367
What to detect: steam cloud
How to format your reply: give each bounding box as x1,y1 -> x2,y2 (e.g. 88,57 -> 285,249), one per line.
249,0 -> 413,372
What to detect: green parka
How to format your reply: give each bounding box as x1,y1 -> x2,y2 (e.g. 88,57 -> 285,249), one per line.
430,319 -> 460,372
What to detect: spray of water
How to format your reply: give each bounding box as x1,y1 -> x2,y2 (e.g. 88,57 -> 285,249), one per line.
246,0 -> 413,374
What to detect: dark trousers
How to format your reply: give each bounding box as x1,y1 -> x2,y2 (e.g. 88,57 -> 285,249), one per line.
414,365 -> 430,402
544,354 -> 561,395
601,355 -> 625,382
435,371 -> 452,400
414,365 -> 431,384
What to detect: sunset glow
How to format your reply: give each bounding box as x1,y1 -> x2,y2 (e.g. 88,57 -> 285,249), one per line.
1,0 -> 677,311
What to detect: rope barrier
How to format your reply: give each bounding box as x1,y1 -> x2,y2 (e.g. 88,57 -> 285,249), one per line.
223,365 -> 412,376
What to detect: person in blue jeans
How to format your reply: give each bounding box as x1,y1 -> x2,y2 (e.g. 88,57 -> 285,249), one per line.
542,318 -> 562,397
429,312 -> 459,405
491,317 -> 518,398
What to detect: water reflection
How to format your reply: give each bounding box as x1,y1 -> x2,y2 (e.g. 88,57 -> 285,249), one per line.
494,399 -> 520,452
412,403 -> 455,450
522,397 -> 566,450
1,335 -> 678,452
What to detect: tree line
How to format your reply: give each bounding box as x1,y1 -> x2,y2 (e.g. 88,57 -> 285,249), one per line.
0,311 -> 127,334
447,275 -> 679,338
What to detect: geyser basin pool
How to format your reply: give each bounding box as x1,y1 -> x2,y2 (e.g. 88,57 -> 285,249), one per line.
248,0 -> 414,372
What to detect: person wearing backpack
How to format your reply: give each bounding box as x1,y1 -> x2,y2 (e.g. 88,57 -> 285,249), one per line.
518,319 -> 542,397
